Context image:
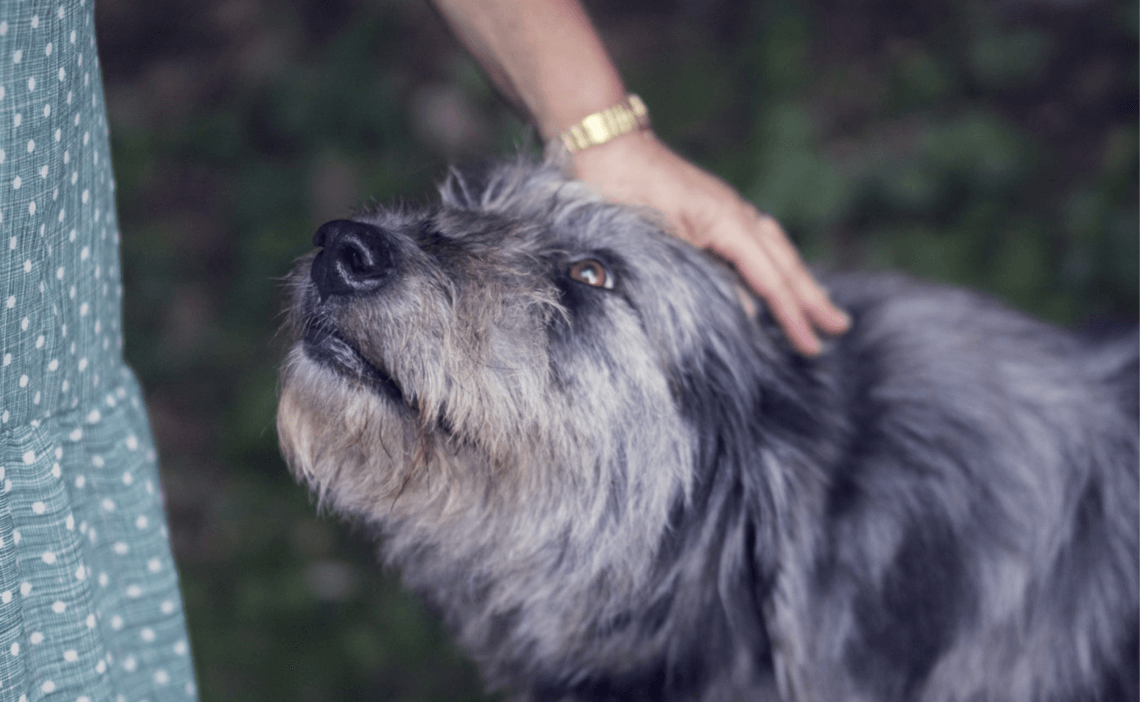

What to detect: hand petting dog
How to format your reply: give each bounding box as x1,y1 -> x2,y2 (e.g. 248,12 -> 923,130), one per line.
430,0 -> 848,356
572,132 -> 850,355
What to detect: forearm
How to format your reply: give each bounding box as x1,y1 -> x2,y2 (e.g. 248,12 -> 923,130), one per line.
429,0 -> 626,140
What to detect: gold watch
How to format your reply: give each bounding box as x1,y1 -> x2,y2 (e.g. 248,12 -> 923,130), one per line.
558,94 -> 651,154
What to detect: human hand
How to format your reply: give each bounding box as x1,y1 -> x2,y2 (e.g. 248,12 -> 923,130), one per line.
571,132 -> 850,356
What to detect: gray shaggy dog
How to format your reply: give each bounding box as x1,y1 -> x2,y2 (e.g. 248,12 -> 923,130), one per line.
277,158 -> 1138,702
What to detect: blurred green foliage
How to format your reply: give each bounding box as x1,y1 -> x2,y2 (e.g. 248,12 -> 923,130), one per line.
96,0 -> 1136,699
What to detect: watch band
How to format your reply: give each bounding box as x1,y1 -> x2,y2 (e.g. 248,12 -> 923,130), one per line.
558,94 -> 651,154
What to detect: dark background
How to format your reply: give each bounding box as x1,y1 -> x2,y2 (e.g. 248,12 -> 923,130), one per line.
94,0 -> 1138,700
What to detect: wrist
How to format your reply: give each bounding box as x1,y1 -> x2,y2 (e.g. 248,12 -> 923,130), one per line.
534,82 -> 627,141
570,128 -> 655,171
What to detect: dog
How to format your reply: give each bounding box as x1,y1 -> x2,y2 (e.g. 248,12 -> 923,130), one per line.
277,157 -> 1139,702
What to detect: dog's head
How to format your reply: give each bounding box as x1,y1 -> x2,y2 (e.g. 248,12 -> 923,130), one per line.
277,158 -> 787,659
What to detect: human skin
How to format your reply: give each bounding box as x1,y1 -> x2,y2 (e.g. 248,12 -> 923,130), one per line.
430,0 -> 850,354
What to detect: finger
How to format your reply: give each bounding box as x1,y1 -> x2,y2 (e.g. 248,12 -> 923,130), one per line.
717,231 -> 822,356
751,214 -> 851,335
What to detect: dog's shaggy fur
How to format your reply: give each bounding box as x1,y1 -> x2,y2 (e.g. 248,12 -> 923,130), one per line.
278,158 -> 1139,702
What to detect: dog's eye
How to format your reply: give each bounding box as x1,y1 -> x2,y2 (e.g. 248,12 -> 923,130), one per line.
569,259 -> 614,289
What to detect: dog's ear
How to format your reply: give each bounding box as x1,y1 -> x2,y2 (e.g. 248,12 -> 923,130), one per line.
440,159 -> 499,210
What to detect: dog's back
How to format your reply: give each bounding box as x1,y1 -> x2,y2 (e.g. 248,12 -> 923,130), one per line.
787,272 -> 1139,702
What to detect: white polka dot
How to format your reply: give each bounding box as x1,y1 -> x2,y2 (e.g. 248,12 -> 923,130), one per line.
44,43 -> 52,57
48,359 -> 59,371
173,640 -> 188,655
74,474 -> 85,488
65,514 -> 74,530
98,572 -> 108,587
20,582 -> 31,596
69,427 -> 82,441
86,614 -> 96,629
35,335 -> 44,348
2,354 -> 10,366
75,565 -> 85,581
26,139 -> 34,153
123,656 -> 137,672
64,649 -> 78,662
154,669 -> 170,685
19,374 -> 27,387
5,296 -> 14,308
9,642 -> 18,656
136,515 -> 148,530
52,462 -> 61,478
0,591 -> 10,604
140,627 -> 155,642
40,681 -> 55,694
51,600 -> 66,614
109,614 -> 123,630
12,49 -> 23,64
30,15 -> 39,28
86,409 -> 100,423
29,632 -> 43,645
22,450 -> 35,464
126,434 -> 139,450
100,498 -> 114,511
91,455 -> 103,467
112,542 -> 128,555
125,585 -> 142,599
95,660 -> 106,674
41,551 -> 56,564
161,600 -> 176,615
123,472 -> 134,486
147,557 -> 161,572
78,697 -> 91,702
32,501 -> 45,514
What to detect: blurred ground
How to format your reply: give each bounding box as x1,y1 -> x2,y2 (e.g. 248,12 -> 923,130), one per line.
94,0 -> 1138,700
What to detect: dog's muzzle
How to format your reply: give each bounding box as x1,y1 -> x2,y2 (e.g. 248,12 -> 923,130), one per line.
310,219 -> 399,300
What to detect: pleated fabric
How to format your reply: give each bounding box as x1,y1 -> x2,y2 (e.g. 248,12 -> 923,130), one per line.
0,0 -> 198,699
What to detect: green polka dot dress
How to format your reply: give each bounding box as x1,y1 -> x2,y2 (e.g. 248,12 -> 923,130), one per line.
0,0 -> 198,700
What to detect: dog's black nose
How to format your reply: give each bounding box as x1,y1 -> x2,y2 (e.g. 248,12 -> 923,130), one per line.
310,219 -> 397,299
